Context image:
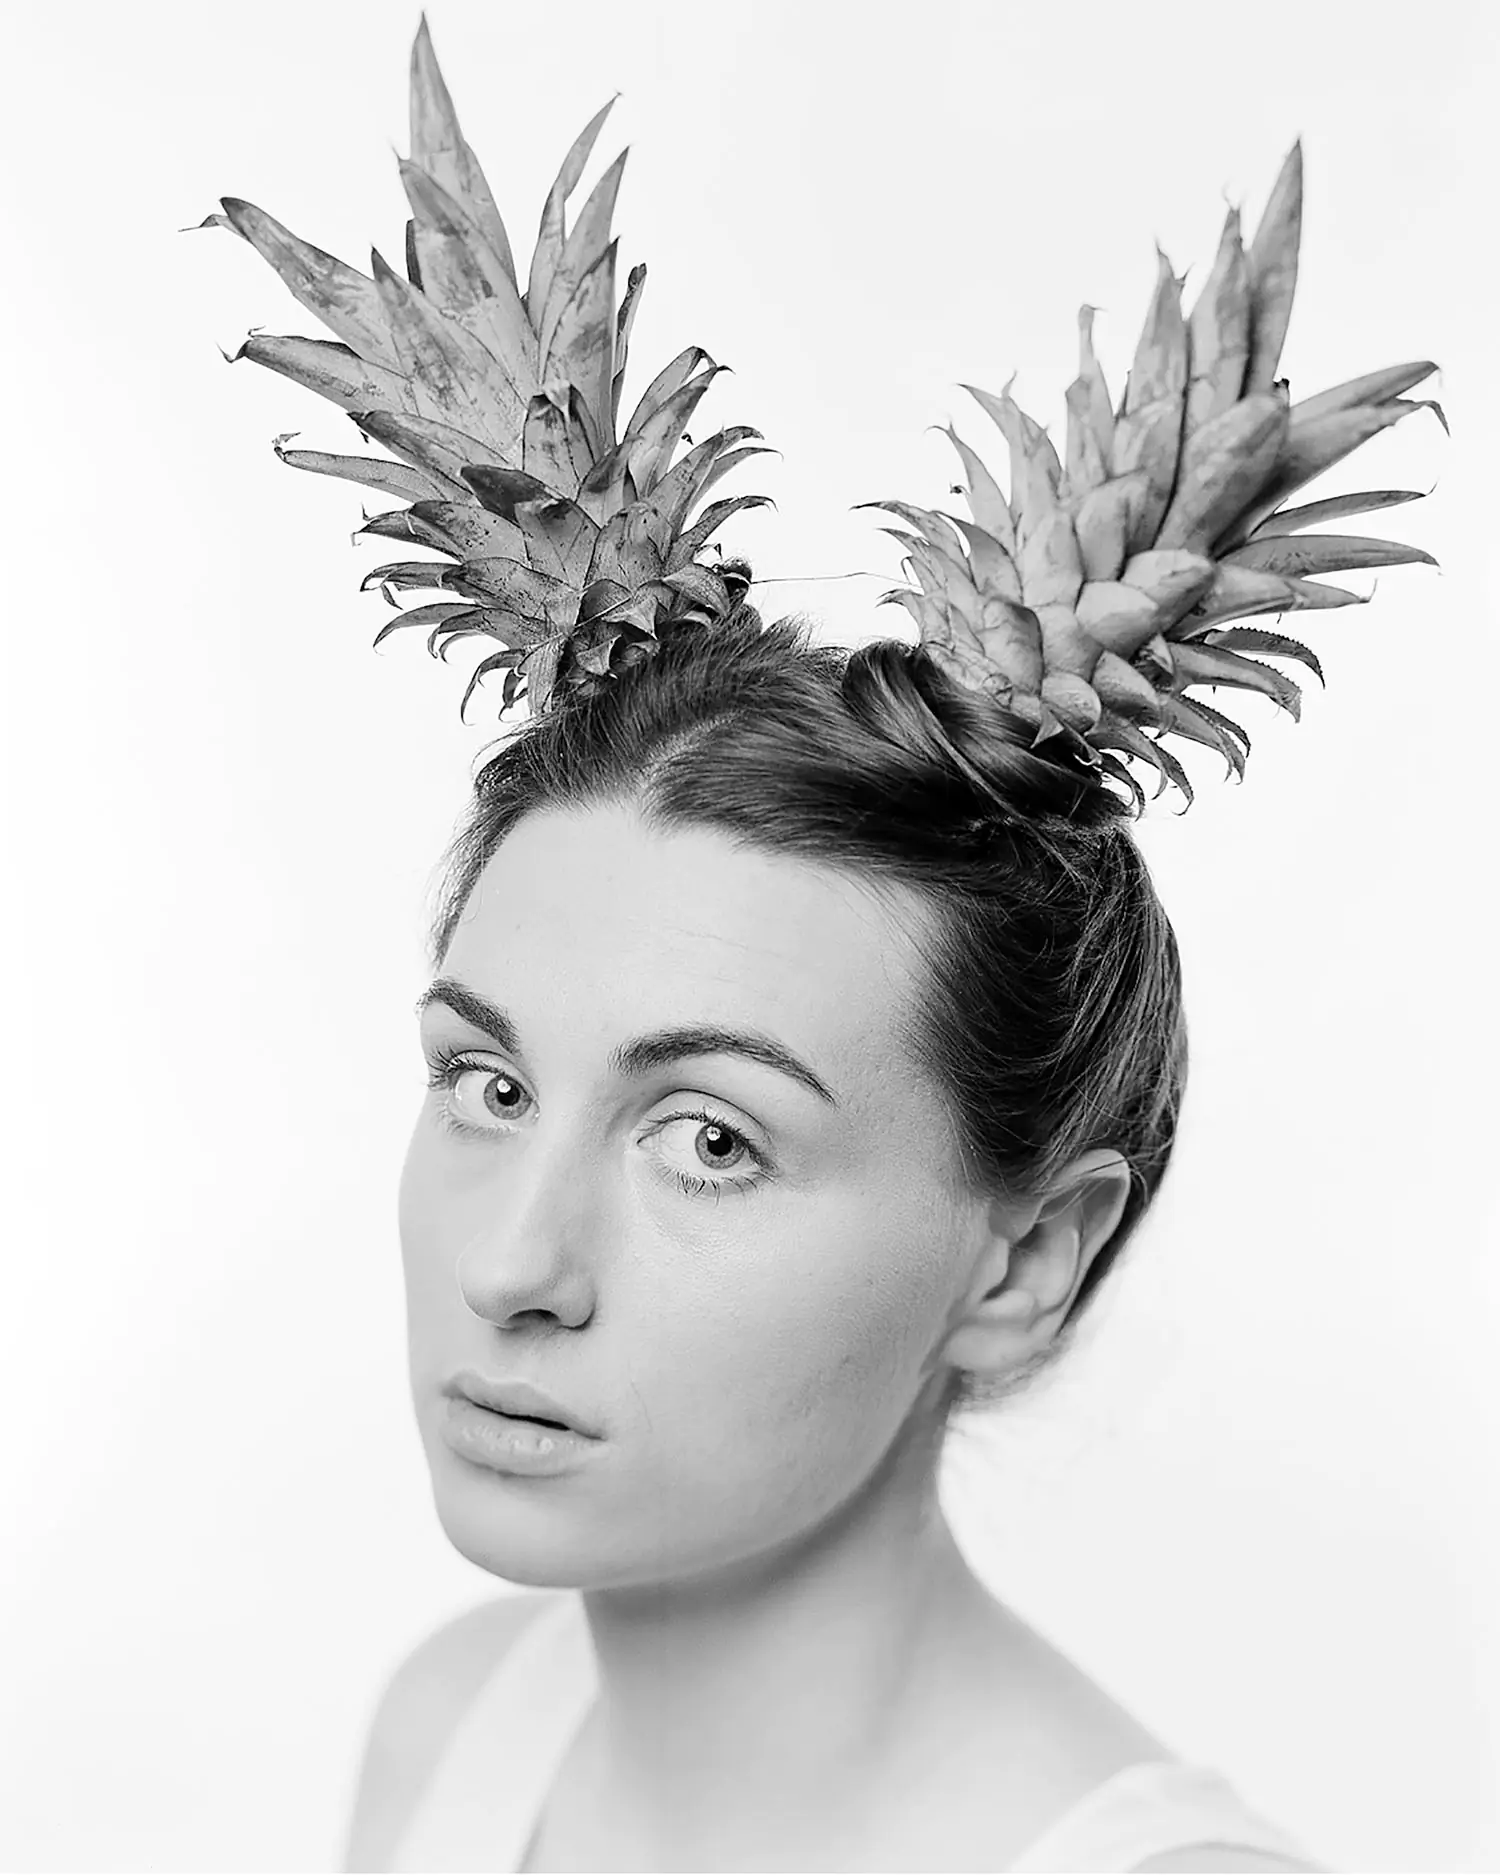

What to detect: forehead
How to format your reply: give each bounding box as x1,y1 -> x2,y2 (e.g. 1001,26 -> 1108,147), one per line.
444,802 -> 929,1073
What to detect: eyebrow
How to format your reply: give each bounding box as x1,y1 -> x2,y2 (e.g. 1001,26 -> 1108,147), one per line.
414,977 -> 840,1108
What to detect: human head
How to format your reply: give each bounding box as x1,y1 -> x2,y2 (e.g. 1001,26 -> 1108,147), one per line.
398,606 -> 1188,1589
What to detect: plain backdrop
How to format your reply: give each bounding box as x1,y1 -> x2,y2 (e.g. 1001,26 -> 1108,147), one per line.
3,0 -> 1497,1869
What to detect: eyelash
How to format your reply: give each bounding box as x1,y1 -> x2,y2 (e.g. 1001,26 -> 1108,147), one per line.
422,1043 -> 771,1202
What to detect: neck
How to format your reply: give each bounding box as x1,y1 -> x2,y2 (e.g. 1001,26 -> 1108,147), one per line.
574,1417 -> 1006,1859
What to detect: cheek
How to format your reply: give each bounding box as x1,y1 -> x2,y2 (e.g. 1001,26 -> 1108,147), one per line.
396,1123 -> 453,1323
651,1184 -> 954,1459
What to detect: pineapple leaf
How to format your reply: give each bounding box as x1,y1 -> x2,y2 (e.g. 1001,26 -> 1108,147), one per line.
626,369 -> 727,494
1171,561 -> 1296,633
521,391 -> 588,498
407,498 -> 526,559
539,147 -> 629,367
1155,692 -> 1247,779
963,382 -> 1063,533
461,468 -> 599,582
943,516 -> 1023,605
1074,581 -> 1162,658
409,15 -> 518,288
271,437 -> 458,503
1072,473 -> 1149,585
662,565 -> 733,612
397,159 -> 538,398
1225,531 -> 1436,580
1041,671 -> 1104,734
461,465 -> 563,517
1221,396 -> 1443,547
1064,378 -> 1110,499
1281,576 -> 1370,611
460,645 -> 534,720
1185,205 -> 1250,431
652,433 -> 767,528
1167,641 -> 1303,721
1076,306 -> 1116,466
622,346 -> 714,445
1120,549 -> 1215,621
1110,392 -> 1188,552
215,197 -> 401,372
1093,748 -> 1148,814
590,506 -> 667,589
440,557 -> 580,624
352,408 -> 506,488
675,442 -> 772,518
1248,488 -> 1425,538
564,385 -> 605,485
542,241 -> 619,440
1091,716 -> 1192,807
1154,388 -> 1288,553
1285,361 -> 1437,430
1124,248 -> 1189,418
371,599 -> 480,647
527,98 -> 619,323
1018,507 -> 1085,611
360,560 -> 455,594
369,247 -> 522,457
234,332 -> 412,415
1242,141 -> 1302,395
1090,648 -> 1164,724
399,159 -> 515,305
855,500 -> 967,562
611,262 -> 648,431
669,494 -> 775,568
1201,626 -> 1325,686
353,507 -> 454,551
941,425 -> 1016,551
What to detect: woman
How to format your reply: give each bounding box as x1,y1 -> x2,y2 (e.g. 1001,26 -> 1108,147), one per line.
200,16 -> 1439,1871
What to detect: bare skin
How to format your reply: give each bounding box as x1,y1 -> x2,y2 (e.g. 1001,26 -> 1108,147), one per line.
518,1476 -> 1172,1873
388,802 -> 1299,1874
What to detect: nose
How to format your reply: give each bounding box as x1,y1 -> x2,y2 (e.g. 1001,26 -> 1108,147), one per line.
453,1133 -> 600,1331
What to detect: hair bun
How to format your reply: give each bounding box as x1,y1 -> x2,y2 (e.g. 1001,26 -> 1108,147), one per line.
844,638 -> 1132,831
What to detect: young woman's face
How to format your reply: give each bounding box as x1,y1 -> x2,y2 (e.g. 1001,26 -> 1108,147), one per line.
399,801 -> 984,1591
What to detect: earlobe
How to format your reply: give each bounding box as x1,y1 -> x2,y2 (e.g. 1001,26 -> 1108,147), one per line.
939,1236 -> 1057,1378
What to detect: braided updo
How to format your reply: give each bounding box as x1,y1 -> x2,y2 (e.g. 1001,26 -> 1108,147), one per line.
425,587 -> 1187,1416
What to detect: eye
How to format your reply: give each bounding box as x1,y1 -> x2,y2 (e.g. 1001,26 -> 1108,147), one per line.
650,1112 -> 766,1200
421,1043 -> 772,1201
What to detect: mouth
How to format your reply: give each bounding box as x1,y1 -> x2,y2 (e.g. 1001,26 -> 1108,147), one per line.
444,1368 -> 599,1440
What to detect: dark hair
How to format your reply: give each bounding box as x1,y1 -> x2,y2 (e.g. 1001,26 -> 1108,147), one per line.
422,600 -> 1188,1417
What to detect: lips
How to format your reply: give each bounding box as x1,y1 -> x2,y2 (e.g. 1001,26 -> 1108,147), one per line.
445,1369 -> 599,1439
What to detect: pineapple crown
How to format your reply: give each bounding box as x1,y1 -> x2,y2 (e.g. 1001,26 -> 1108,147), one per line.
862,145 -> 1446,810
194,16 -> 1444,814
192,13 -> 774,722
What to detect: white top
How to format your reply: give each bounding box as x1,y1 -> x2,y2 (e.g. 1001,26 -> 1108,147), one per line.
388,1594 -> 1325,1873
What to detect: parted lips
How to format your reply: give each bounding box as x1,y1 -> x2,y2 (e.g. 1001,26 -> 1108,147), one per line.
862,143 -> 1445,810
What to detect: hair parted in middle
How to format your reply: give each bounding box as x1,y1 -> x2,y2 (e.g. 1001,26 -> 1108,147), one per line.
425,601 -> 1188,1415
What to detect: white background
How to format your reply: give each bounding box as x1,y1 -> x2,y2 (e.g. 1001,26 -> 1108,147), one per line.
3,0 -> 1497,1869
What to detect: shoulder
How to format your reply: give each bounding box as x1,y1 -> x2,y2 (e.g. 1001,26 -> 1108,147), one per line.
340,1589 -> 568,1874
1132,1850 -> 1326,1872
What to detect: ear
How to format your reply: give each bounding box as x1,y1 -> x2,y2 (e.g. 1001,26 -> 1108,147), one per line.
936,1148 -> 1133,1382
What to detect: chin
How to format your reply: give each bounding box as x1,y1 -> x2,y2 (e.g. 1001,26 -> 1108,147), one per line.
420,1437 -> 581,1581
424,1443 -> 867,1600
